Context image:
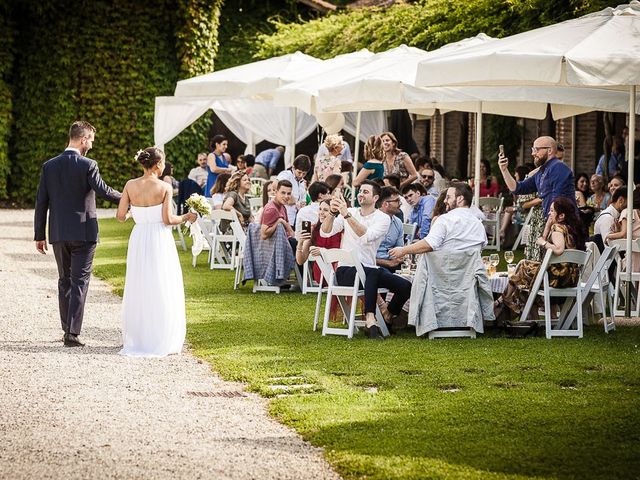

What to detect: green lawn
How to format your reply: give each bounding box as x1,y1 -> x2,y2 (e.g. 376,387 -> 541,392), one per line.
94,218 -> 640,480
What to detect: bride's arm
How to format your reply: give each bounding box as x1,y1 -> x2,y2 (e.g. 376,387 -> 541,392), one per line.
162,184 -> 196,226
116,183 -> 131,222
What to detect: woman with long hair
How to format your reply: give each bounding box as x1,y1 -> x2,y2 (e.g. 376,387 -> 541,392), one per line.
495,196 -> 585,318
587,174 -> 611,212
209,173 -> 231,209
575,173 -> 590,207
353,135 -> 385,187
470,159 -> 500,197
222,171 -> 253,227
381,131 -> 418,189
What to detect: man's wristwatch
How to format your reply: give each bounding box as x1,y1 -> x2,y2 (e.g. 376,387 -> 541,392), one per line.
344,213 -> 352,219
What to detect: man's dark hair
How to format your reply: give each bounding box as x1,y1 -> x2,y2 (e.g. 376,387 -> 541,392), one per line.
243,154 -> 255,167
379,186 -> 400,203
450,181 -> 473,207
383,174 -> 401,189
308,181 -> 330,202
210,134 -> 227,151
277,179 -> 292,190
324,174 -> 343,192
69,121 -> 95,140
414,155 -> 432,171
360,179 -> 381,199
402,182 -> 427,196
612,186 -> 627,203
293,154 -> 311,171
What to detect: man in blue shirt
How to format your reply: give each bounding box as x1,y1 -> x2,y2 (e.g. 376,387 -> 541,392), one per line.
376,186 -> 404,272
595,140 -> 624,179
498,136 -> 575,220
403,183 -> 436,239
254,146 -> 284,178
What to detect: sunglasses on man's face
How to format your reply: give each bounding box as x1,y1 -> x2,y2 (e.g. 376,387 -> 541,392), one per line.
421,175 -> 434,180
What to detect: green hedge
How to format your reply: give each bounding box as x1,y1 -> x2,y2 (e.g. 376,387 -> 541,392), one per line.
256,0 -> 622,58
0,0 -> 14,200
8,0 -> 224,205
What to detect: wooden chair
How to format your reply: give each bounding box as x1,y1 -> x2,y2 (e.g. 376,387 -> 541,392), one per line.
478,197 -> 504,251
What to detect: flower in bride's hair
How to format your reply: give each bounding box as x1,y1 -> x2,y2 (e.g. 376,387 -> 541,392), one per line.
134,149 -> 144,162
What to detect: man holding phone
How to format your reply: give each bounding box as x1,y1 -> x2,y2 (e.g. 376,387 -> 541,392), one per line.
498,136 -> 575,234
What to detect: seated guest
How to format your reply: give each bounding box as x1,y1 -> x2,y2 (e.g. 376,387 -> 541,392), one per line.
608,175 -> 626,197
254,146 -> 284,179
209,173 -> 231,209
495,197 -> 586,317
470,159 -> 500,197
160,161 -> 178,197
325,173 -> 345,198
593,187 -> 627,247
575,172 -> 590,207
277,154 -> 311,227
295,181 -> 331,232
254,179 -> 276,224
403,183 -> 436,239
384,174 -> 411,221
419,167 -> 439,196
236,154 -> 254,176
605,187 -> 640,271
376,187 -> 404,273
587,174 -> 610,213
188,152 -> 209,190
389,182 -> 487,259
260,180 -> 294,241
321,180 -> 412,340
222,171 -> 253,227
295,199 -> 343,283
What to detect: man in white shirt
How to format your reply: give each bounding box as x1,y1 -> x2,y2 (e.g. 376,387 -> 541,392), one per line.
295,181 -> 331,233
321,180 -> 412,340
594,187 -> 627,243
389,182 -> 487,258
188,152 -> 208,189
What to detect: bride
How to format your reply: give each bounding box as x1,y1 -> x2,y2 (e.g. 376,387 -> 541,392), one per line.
116,147 -> 196,357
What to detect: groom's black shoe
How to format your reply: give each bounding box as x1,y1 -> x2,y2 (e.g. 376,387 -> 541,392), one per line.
64,334 -> 85,347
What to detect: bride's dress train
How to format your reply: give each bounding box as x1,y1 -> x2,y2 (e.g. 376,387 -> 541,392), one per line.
120,204 -> 186,357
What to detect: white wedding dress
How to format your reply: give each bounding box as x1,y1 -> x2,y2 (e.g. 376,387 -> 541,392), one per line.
120,204 -> 186,357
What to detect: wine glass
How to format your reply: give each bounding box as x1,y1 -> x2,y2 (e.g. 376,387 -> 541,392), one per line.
504,250 -> 515,265
489,253 -> 500,277
481,255 -> 490,271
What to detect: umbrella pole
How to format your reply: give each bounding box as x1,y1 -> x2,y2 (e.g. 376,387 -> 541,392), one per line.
289,107 -> 297,169
474,102 -> 483,207
352,111 -> 362,207
570,116 -> 576,171
624,86 -> 636,317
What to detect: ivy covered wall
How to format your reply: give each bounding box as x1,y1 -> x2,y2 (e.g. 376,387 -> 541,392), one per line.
6,0 -> 225,205
0,0 -> 14,199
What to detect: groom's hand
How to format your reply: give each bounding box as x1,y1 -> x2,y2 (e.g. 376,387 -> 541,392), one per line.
35,240 -> 48,254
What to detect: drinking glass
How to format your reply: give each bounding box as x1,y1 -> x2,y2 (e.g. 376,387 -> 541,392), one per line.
481,255 -> 490,271
504,250 -> 515,265
489,253 -> 500,277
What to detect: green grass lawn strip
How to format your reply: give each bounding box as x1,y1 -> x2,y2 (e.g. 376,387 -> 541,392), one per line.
93,218 -> 640,480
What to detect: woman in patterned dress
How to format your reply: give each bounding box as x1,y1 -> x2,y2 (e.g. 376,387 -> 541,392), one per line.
381,131 -> 418,190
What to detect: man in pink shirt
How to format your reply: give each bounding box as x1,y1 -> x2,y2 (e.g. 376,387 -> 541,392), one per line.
261,180 -> 294,240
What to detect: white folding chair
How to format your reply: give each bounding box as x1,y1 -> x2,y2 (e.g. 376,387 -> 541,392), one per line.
512,207 -> 534,250
192,216 -> 213,267
312,252 -> 334,331
478,197 -> 504,251
611,238 -> 640,317
301,254 -> 322,295
402,223 -> 417,246
229,220 -> 247,290
564,245 -> 619,333
319,249 -> 390,339
520,249 -> 591,339
171,199 -> 187,251
207,210 -> 240,270
249,197 -> 263,214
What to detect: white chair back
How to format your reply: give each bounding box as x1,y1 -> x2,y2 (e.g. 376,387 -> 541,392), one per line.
402,223 -> 417,245
609,238 -> 640,317
478,196 -> 504,251
249,197 -> 263,213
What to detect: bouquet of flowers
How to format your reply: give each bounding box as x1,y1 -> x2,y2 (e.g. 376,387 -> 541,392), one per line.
182,193 -> 211,236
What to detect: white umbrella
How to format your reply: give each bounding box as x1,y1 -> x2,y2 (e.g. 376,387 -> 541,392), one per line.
415,1 -> 639,314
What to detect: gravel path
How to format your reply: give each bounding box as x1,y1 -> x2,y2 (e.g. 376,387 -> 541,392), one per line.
0,209 -> 340,480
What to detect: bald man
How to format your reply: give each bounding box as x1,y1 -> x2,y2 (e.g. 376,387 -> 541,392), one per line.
498,136 -> 575,219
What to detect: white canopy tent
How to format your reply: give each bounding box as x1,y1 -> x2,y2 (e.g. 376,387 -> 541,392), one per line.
415,1 -> 640,312
158,50 -> 385,166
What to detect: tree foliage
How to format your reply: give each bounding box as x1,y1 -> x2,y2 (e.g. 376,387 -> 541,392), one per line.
0,0 -> 15,199
256,0 -> 622,59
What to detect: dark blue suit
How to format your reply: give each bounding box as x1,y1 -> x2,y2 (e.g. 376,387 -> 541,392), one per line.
34,148 -> 121,335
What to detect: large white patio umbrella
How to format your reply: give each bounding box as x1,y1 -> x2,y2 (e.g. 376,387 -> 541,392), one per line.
415,1 -> 640,314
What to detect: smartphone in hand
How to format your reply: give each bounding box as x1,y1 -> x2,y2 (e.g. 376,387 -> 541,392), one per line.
498,144 -> 505,156
302,221 -> 312,235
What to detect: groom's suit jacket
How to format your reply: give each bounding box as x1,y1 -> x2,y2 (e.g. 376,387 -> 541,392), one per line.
34,149 -> 121,243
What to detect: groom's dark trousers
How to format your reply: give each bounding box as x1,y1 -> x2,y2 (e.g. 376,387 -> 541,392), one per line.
34,149 -> 120,336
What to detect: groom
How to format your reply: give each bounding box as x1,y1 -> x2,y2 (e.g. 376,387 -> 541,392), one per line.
34,121 -> 121,347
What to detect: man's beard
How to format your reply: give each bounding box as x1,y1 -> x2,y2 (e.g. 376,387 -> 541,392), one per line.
534,155 -> 547,167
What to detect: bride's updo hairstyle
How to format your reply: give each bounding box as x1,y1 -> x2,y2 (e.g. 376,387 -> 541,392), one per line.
136,147 -> 164,170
